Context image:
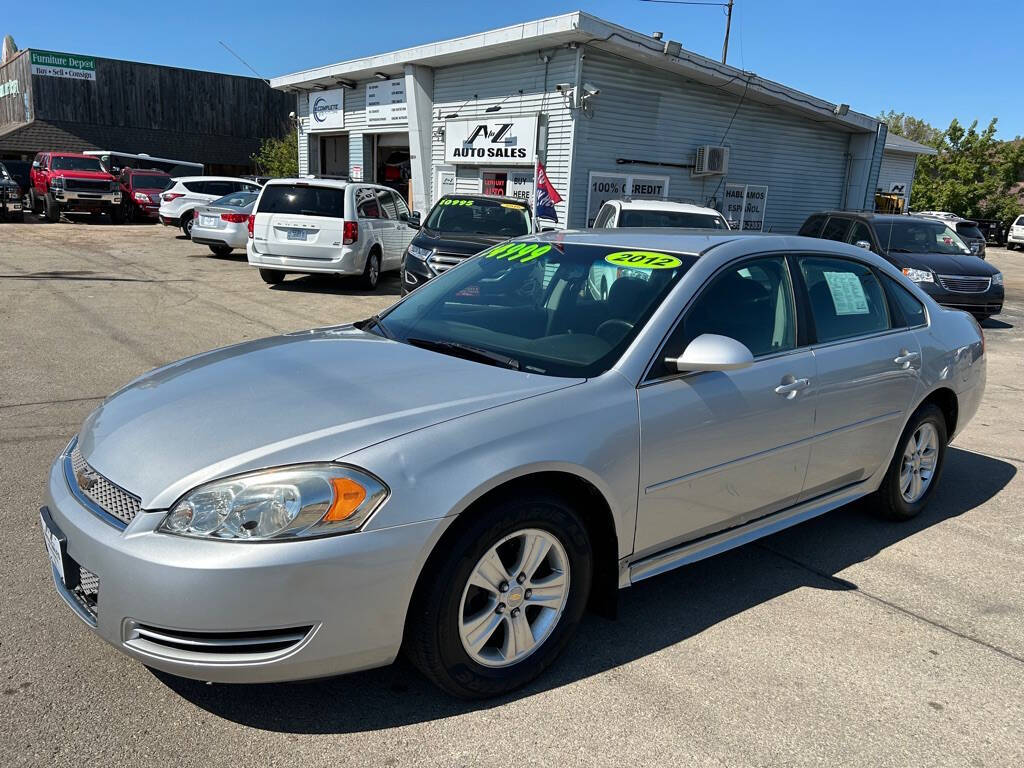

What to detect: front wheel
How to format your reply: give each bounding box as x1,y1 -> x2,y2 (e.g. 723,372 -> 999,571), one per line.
44,195 -> 60,222
109,205 -> 124,225
874,404 -> 947,521
405,491 -> 592,699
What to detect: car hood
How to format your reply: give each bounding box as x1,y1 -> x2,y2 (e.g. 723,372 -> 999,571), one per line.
52,170 -> 114,181
884,250 -> 998,276
415,230 -> 511,257
77,326 -> 582,509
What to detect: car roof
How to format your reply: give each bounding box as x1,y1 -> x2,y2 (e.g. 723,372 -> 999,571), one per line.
814,211 -> 958,226
529,228 -> 761,254
612,199 -> 723,215
172,175 -> 257,183
264,177 -> 352,189
45,152 -> 97,159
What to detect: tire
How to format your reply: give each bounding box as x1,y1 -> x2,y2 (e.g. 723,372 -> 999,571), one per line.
109,205 -> 124,225
181,211 -> 195,239
405,490 -> 593,699
874,404 -> 948,521
259,268 -> 285,285
44,195 -> 60,223
209,245 -> 234,257
1008,243 -> 1017,251
361,250 -> 381,290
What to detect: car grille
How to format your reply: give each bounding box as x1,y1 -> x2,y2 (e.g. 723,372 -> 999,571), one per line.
124,622 -> 314,660
64,179 -> 111,193
67,441 -> 142,528
71,565 -> 100,621
428,251 -> 467,273
6,188 -> 20,200
937,275 -> 991,293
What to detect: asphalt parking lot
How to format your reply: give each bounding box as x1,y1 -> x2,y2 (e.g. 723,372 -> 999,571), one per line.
2,219 -> 1022,767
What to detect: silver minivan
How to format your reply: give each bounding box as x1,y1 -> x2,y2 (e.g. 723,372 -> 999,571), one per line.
246,179 -> 416,289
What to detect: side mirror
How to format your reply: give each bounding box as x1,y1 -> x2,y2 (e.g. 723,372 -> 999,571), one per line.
666,333 -> 754,373
32,161 -> 40,169
407,211 -> 422,229
854,240 -> 872,250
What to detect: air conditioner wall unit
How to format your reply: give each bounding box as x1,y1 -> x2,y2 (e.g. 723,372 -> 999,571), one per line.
693,145 -> 729,176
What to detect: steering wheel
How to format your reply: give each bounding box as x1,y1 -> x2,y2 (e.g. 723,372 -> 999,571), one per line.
596,319 -> 634,346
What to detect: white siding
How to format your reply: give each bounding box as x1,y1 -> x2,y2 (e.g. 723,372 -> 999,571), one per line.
570,50 -> 857,233
877,150 -> 917,209
430,48 -> 577,222
296,92 -> 309,173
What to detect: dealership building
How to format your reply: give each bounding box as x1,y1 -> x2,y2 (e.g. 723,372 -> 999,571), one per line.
0,46 -> 292,174
271,12 -> 934,231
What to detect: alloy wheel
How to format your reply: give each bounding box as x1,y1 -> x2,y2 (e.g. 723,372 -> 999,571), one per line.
458,528 -> 570,668
899,422 -> 938,503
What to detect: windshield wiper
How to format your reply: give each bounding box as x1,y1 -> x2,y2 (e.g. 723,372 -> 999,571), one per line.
358,314 -> 392,339
886,247 -> 915,253
406,338 -> 520,370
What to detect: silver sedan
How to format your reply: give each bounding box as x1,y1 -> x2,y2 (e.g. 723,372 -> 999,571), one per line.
41,230 -> 985,698
189,190 -> 258,257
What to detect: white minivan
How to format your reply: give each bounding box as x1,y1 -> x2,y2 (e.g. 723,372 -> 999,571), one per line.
1008,215 -> 1024,250
246,179 -> 415,290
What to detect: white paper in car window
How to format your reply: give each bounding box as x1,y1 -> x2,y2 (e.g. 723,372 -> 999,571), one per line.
823,271 -> 869,315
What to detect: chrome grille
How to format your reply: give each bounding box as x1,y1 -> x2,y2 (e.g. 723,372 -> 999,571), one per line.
68,442 -> 141,528
72,565 -> 99,620
428,251 -> 467,273
937,275 -> 991,293
64,178 -> 111,193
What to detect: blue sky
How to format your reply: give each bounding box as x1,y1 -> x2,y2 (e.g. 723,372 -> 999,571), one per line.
5,0 -> 1020,138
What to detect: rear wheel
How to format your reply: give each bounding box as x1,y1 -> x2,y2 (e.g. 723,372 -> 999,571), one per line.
209,245 -> 233,257
874,404 -> 947,521
181,211 -> 195,239
259,268 -> 285,285
405,491 -> 592,699
361,250 -> 381,291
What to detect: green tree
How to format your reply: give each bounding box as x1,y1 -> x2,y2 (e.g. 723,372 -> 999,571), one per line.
253,128 -> 298,177
879,110 -> 943,147
897,116 -> 1023,222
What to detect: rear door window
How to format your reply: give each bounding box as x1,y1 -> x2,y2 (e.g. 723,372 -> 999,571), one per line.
203,180 -> 234,197
256,184 -> 346,218
799,257 -> 890,343
183,180 -> 205,193
820,217 -> 851,242
355,187 -> 382,218
378,189 -> 399,220
846,221 -> 874,248
798,214 -> 826,237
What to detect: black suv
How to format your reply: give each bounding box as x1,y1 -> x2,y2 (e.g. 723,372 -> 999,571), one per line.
799,212 -> 1003,321
401,194 -> 533,294
0,162 -> 24,221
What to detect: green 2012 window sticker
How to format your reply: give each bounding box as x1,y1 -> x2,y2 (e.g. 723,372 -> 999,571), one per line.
483,242 -> 552,263
604,250 -> 682,269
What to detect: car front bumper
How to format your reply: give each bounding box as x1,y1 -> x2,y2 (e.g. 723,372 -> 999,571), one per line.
41,449 -> 447,683
919,281 -> 1003,316
402,253 -> 435,291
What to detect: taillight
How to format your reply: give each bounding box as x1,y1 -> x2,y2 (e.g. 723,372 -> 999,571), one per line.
162,192 -> 184,202
247,214 -> 255,238
343,220 -> 358,245
221,213 -> 248,223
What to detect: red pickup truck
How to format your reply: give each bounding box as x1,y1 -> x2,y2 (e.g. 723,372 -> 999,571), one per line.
29,152 -> 123,223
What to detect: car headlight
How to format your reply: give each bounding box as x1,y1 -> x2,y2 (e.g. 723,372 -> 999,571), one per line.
992,272 -> 1003,286
50,177 -> 64,189
158,464 -> 388,541
134,191 -> 149,202
901,268 -> 934,283
407,244 -> 433,261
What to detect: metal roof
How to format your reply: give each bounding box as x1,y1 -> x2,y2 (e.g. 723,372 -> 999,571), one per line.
884,134 -> 938,156
271,12 -> 879,134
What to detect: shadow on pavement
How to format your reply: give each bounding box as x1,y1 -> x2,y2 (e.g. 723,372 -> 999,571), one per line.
980,318 -> 1013,330
153,446 -> 1015,732
267,272 -> 403,297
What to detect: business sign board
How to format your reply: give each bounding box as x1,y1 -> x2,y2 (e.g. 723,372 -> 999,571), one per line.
585,171 -> 670,226
889,182 -> 907,196
723,183 -> 769,231
444,115 -> 538,166
307,88 -> 345,131
30,50 -> 96,81
0,78 -> 18,99
366,78 -> 407,126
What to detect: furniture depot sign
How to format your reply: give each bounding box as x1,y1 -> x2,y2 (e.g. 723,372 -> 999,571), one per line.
724,183 -> 769,231
30,50 -> 96,81
307,88 -> 345,131
366,78 -> 407,126
444,115 -> 538,165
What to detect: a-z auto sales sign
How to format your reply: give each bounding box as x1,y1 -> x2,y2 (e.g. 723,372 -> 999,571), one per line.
444,115 -> 538,165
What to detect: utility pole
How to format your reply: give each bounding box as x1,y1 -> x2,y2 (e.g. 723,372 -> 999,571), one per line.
721,0 -> 734,64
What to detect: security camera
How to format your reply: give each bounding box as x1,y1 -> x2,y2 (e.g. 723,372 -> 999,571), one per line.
288,110 -> 296,120
555,83 -> 572,92
582,83 -> 600,97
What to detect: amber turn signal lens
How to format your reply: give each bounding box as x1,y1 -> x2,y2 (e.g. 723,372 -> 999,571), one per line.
325,477 -> 367,521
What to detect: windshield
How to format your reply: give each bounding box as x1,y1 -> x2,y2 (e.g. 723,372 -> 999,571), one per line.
955,223 -> 983,241
211,191 -> 258,208
618,209 -> 729,229
424,197 -> 531,237
878,220 -> 971,255
257,184 -> 346,218
374,240 -> 695,377
51,156 -> 104,172
132,173 -> 173,190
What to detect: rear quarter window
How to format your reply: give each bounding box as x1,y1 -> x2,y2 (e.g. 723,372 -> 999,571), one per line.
257,184 -> 347,219
798,215 -> 826,237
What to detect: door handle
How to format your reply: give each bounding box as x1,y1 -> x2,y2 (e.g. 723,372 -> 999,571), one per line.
774,376 -> 810,398
893,349 -> 920,367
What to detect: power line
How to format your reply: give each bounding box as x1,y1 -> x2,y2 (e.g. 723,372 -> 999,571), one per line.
218,41 -> 269,83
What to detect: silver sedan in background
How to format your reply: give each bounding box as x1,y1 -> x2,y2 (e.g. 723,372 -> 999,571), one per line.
40,231 -> 985,698
189,190 -> 258,257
